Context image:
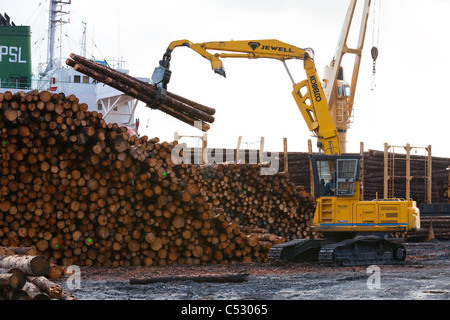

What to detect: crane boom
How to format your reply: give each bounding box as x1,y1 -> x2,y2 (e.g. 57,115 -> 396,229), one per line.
152,39 -> 341,155
323,0 -> 372,152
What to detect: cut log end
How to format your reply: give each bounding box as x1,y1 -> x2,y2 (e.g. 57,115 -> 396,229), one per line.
30,256 -> 50,276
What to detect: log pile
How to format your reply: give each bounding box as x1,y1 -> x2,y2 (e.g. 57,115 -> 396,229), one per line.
275,150 -> 450,204
179,163 -> 318,240
0,90 -> 305,267
405,215 -> 450,241
277,152 -> 312,193
363,150 -> 450,203
65,53 -> 215,131
0,249 -> 77,300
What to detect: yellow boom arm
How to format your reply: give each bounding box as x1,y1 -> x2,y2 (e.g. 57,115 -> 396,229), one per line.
154,39 -> 341,155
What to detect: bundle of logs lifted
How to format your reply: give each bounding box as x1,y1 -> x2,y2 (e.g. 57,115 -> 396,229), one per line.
0,90 -> 317,267
65,53 -> 215,132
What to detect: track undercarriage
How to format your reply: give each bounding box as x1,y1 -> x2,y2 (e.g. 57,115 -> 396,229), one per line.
268,234 -> 406,266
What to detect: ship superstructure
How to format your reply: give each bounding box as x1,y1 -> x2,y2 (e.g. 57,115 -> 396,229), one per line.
0,1 -> 148,134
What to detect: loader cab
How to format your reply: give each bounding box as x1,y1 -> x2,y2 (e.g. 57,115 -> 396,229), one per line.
336,66 -> 351,98
310,154 -> 360,199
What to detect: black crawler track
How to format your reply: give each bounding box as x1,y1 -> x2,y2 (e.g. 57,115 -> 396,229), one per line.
269,236 -> 406,266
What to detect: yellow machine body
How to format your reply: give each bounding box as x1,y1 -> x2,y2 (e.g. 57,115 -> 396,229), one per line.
309,154 -> 420,234
314,191 -> 421,233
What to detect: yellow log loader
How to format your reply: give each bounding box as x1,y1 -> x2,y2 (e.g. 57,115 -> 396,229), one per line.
150,0 -> 420,265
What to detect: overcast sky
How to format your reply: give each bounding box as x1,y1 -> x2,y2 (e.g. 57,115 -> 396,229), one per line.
6,0 -> 450,157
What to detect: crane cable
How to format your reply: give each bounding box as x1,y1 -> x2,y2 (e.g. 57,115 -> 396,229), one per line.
371,0 -> 381,91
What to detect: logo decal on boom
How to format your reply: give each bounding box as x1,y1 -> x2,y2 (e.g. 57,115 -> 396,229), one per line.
309,75 -> 322,102
248,42 -> 261,51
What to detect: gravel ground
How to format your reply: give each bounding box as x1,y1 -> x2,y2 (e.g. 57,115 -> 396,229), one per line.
56,241 -> 450,301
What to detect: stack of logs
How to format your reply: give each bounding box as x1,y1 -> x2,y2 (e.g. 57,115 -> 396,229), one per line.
277,152 -> 312,193
65,53 -> 215,132
0,90 -> 317,267
363,150 -> 450,203
405,215 -> 450,241
176,163 -> 318,240
0,247 -> 76,300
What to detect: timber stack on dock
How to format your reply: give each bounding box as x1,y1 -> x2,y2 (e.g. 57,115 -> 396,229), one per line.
0,90 -> 316,267
362,150 -> 450,203
181,163 -> 318,240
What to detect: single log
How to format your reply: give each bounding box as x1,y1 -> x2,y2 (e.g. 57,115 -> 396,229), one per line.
0,246 -> 37,256
4,105 -> 19,121
38,91 -> 52,103
22,281 -> 51,300
130,273 -> 249,284
167,91 -> 215,115
0,255 -> 50,276
27,276 -> 62,299
2,287 -> 29,300
246,234 -> 259,247
150,238 -> 163,251
47,264 -> 63,280
0,273 -> 26,290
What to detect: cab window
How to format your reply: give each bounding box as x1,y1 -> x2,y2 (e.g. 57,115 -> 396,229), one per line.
338,85 -> 351,97
336,159 -> 358,196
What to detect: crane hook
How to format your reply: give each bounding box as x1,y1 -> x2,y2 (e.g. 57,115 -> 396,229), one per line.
371,46 -> 379,91
371,46 -> 378,61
